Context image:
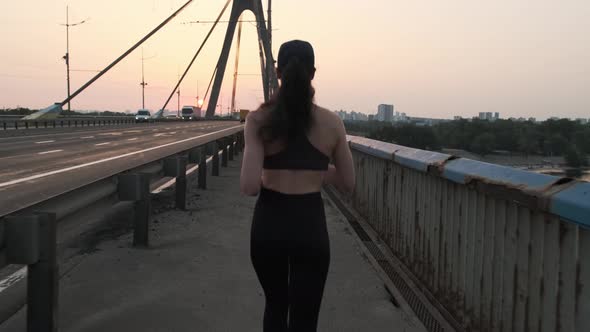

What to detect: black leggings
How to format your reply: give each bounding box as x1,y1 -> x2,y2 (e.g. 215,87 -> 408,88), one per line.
250,187 -> 330,332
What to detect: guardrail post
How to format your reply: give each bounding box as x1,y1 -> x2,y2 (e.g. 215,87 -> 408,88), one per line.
222,139 -> 229,167
198,147 -> 207,189
25,121 -> 29,129
15,121 -> 18,130
35,121 -> 38,129
52,121 -> 56,128
60,121 -> 63,128
44,121 -> 48,128
74,120 -> 77,127
212,142 -> 220,176
229,140 -> 235,161
3,122 -> 6,130
118,173 -> 151,247
164,156 -> 187,210
68,120 -> 71,127
5,213 -> 58,332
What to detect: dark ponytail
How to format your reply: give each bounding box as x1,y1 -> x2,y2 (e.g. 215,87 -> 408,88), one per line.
259,58 -> 315,142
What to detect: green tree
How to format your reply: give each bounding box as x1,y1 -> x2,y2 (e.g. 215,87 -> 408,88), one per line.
544,134 -> 568,156
565,146 -> 588,167
470,133 -> 496,156
573,129 -> 590,154
518,130 -> 540,156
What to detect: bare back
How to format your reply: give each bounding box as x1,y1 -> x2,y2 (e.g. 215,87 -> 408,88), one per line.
240,104 -> 354,196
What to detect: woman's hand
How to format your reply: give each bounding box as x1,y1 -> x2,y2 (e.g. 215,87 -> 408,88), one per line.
324,164 -> 338,186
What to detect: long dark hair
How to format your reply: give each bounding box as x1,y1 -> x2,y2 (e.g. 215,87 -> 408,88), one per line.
259,58 -> 315,142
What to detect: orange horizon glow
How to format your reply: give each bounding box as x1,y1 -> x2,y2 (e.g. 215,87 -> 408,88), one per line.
0,0 -> 589,120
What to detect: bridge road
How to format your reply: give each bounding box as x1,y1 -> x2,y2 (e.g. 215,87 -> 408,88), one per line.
0,157 -> 426,332
0,121 -> 241,217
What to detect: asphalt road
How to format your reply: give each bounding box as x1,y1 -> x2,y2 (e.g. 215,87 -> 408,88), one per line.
0,121 -> 243,217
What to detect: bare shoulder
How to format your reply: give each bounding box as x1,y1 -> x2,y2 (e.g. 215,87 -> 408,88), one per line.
246,106 -> 271,125
313,105 -> 344,130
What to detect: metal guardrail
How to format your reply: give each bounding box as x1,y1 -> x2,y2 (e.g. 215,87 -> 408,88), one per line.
1,117 -> 137,130
343,135 -> 589,331
0,127 -> 244,330
1,117 -> 235,130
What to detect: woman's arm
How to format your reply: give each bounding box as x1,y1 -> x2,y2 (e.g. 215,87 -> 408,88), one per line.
240,113 -> 265,196
327,117 -> 355,194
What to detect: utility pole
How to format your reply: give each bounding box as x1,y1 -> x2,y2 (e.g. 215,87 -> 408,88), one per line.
140,48 -> 148,109
177,88 -> 181,117
177,73 -> 181,117
61,6 -> 88,113
140,48 -> 156,110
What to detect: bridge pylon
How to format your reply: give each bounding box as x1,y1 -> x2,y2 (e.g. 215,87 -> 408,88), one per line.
205,0 -> 278,118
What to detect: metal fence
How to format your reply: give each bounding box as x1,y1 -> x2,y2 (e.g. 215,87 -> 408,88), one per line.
344,135 -> 589,332
0,128 -> 244,331
1,117 -> 138,130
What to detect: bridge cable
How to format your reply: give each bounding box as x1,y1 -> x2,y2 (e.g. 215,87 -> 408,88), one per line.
159,0 -> 232,114
60,0 -> 195,106
203,66 -> 219,109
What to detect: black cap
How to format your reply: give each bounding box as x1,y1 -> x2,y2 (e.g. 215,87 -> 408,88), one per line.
277,40 -> 315,71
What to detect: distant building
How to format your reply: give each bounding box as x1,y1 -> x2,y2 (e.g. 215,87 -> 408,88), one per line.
454,116 -> 463,121
576,118 -> 589,124
528,117 -> 537,123
377,104 -> 394,122
478,112 -> 497,121
368,115 -> 375,121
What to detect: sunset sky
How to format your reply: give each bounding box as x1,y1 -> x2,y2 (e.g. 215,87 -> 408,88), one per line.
0,0 -> 588,119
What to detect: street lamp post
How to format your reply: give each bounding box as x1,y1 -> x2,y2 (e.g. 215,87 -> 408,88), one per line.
61,6 -> 88,113
140,48 -> 156,110
140,49 -> 148,110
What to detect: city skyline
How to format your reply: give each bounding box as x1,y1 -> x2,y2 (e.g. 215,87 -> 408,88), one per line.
0,0 -> 589,120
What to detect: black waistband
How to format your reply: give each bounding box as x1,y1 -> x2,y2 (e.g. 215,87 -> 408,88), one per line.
259,186 -> 322,200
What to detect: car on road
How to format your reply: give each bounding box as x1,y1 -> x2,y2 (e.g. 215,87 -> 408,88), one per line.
181,106 -> 201,121
135,109 -> 151,123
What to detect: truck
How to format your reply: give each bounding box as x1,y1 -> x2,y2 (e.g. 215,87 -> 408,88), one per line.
181,106 -> 201,121
239,109 -> 250,123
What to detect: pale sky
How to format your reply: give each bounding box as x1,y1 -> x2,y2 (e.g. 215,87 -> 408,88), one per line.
1,0 -> 589,119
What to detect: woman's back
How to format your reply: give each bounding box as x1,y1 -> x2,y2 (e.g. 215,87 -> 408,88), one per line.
240,39 -> 354,196
243,105 -> 350,194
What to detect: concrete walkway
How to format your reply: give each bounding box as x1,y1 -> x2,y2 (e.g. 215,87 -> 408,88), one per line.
2,158 -> 425,332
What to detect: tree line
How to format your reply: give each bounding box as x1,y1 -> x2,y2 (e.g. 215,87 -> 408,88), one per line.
345,118 -> 590,167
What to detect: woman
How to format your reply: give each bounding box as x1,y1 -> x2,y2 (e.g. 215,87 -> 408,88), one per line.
240,40 -> 355,332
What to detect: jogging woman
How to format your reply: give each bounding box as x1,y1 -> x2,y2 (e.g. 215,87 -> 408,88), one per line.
240,40 -> 355,332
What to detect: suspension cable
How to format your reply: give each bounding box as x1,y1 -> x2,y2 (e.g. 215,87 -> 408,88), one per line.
159,0 -> 232,114
203,66 -> 218,110
60,0 -> 195,106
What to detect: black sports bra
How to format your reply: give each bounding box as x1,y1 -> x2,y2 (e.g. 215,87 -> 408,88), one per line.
263,134 -> 330,171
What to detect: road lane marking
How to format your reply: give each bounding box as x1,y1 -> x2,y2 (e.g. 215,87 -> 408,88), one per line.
35,140 -> 55,144
127,138 -> 138,141
38,150 -> 63,155
125,130 -> 142,133
0,125 -> 242,189
80,136 -> 95,139
95,142 -> 111,146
